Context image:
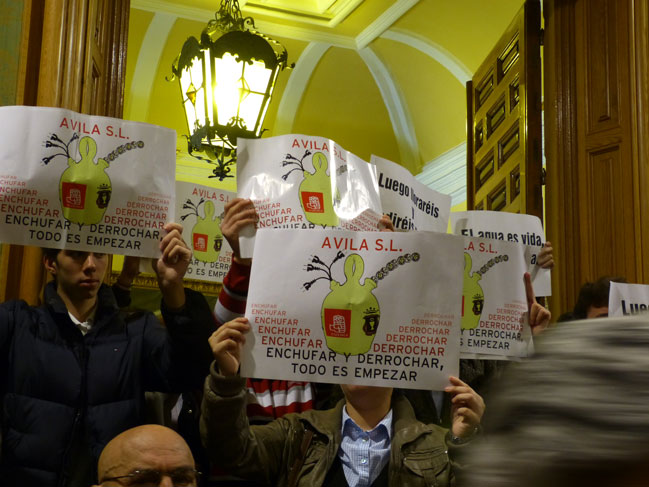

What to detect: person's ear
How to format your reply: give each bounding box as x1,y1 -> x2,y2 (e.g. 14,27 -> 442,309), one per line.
43,255 -> 57,276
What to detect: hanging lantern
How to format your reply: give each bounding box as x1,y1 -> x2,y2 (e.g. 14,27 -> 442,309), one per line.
171,0 -> 290,180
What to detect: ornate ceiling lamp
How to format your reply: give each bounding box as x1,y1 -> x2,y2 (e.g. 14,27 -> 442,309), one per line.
171,0 -> 290,180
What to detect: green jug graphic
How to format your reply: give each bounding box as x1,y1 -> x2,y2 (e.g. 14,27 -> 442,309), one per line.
191,200 -> 223,263
462,252 -> 484,330
298,152 -> 339,227
59,136 -> 111,225
321,254 -> 379,356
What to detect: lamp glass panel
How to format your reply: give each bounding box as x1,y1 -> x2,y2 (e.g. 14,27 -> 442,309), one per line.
254,66 -> 280,135
203,49 -> 214,129
179,55 -> 208,132
212,53 -> 245,126
191,57 -> 207,129
238,60 -> 274,133
179,69 -> 196,130
245,59 -> 273,92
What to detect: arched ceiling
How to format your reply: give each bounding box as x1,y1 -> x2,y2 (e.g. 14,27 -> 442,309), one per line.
125,0 -> 524,177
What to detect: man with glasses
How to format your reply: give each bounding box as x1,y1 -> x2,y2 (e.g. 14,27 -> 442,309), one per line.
95,425 -> 200,486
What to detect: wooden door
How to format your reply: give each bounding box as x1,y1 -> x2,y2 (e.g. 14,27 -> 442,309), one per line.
544,0 -> 649,315
466,0 -> 543,219
0,0 -> 129,304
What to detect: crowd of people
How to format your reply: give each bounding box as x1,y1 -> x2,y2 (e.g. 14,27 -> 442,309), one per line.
0,198 -> 644,487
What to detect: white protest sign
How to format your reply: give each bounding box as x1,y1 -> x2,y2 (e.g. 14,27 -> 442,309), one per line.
460,236 -> 533,360
176,181 -> 235,283
237,135 -> 383,258
609,282 -> 649,317
451,210 -> 551,296
0,106 -> 175,257
371,155 -> 451,232
241,228 -> 463,390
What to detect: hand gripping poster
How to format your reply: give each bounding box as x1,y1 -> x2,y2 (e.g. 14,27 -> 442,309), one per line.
176,181 -> 235,282
0,106 -> 175,257
451,210 -> 551,296
370,155 -> 451,232
236,135 -> 383,258
241,228 -> 464,390
609,282 -> 649,317
460,236 -> 533,360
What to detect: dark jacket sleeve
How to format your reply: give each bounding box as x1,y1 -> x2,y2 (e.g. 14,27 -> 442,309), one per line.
0,301 -> 18,374
141,288 -> 215,391
200,364 -> 292,484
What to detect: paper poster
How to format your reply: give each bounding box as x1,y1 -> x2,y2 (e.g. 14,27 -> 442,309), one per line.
237,135 -> 383,258
609,282 -> 649,317
460,236 -> 533,360
241,228 -> 464,390
176,181 -> 235,283
371,155 -> 451,232
451,210 -> 551,296
0,106 -> 175,257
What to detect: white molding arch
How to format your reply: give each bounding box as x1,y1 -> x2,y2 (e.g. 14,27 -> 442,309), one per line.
127,12 -> 177,121
381,28 -> 472,85
274,42 -> 330,136
416,142 -> 467,207
355,0 -> 420,49
358,46 -> 419,171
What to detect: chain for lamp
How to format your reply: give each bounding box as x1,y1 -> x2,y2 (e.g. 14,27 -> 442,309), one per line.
207,0 -> 255,35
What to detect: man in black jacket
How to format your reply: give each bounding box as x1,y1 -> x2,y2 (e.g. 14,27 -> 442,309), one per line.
0,222 -> 214,487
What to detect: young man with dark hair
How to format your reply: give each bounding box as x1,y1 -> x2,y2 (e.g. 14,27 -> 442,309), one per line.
571,276 -> 627,319
0,222 -> 215,487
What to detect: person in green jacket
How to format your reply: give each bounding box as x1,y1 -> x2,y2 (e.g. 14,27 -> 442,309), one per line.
200,318 -> 485,487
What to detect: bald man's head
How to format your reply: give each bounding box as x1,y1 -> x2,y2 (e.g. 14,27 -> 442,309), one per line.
96,425 -> 197,486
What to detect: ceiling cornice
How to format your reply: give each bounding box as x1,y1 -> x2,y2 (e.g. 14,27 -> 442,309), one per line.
131,0 -> 355,48
132,0 -> 418,50
241,0 -> 364,28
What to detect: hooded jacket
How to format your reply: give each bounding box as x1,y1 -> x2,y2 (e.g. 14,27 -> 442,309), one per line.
0,282 -> 214,487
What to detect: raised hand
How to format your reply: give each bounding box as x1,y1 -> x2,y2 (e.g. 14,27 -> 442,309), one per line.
378,214 -> 395,232
154,222 -> 192,309
446,376 -> 485,439
221,198 -> 258,265
524,271 -> 551,336
208,317 -> 251,376
537,241 -> 554,269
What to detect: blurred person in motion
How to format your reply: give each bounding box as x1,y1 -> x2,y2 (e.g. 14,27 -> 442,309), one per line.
462,315 -> 649,487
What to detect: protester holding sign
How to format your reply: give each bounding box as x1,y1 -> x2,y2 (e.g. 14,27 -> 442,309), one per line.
201,317 -> 485,487
213,198 -> 315,421
203,198 -> 315,485
0,222 -> 215,487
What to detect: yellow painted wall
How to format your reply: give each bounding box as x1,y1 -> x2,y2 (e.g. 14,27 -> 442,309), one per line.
372,37 -> 467,170
292,47 -> 400,163
394,0 -> 525,74
124,9 -> 154,120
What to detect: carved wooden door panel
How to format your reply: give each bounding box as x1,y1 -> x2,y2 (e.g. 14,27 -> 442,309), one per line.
544,0 -> 649,314
0,0 -> 129,304
466,0 -> 542,219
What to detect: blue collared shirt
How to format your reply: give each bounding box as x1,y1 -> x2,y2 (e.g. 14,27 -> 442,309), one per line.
339,406 -> 392,487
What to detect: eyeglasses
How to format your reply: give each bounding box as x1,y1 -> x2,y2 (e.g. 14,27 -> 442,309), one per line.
100,467 -> 201,486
